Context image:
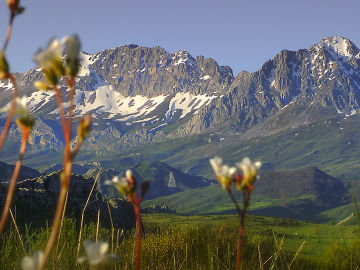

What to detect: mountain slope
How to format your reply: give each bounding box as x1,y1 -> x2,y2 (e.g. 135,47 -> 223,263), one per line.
100,161 -> 214,200
0,161 -> 41,182
1,36 -> 360,181
142,166 -> 349,219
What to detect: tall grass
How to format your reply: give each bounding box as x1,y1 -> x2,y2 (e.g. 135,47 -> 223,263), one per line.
1,216 -> 359,269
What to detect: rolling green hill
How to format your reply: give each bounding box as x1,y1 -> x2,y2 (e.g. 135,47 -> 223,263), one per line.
142,166 -> 350,220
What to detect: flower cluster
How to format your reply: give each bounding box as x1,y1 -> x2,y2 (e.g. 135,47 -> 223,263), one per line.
209,156 -> 261,191
77,114 -> 91,141
1,96 -> 35,130
105,169 -> 148,270
33,35 -> 81,88
105,170 -> 136,196
14,97 -> 35,130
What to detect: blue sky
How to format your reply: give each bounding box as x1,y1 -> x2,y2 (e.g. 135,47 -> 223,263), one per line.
0,0 -> 359,75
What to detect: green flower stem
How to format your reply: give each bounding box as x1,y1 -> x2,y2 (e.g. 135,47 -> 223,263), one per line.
0,127 -> 30,235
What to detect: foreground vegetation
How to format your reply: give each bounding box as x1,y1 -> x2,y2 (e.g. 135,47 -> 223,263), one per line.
1,213 -> 360,269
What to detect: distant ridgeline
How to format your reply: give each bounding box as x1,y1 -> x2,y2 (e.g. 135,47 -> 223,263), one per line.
0,36 -> 360,185
0,158 -> 356,223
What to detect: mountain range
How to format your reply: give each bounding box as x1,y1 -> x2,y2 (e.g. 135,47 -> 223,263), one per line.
0,159 -> 353,222
0,36 -> 360,182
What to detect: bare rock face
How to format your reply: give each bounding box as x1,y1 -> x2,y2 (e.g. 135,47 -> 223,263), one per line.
0,171 -> 135,229
1,36 -> 360,162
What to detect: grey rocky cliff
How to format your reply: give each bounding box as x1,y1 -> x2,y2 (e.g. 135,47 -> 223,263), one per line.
89,45 -> 233,97
182,36 -> 360,134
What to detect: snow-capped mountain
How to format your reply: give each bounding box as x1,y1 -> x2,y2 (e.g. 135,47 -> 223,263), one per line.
1,36 -> 360,157
1,45 -> 232,128
186,36 -> 360,133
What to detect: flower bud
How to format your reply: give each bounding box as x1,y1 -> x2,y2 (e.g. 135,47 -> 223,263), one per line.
77,114 -> 91,140
125,169 -> 133,180
16,115 -> 35,130
43,69 -> 58,85
34,81 -> 50,91
235,158 -> 261,191
7,0 -> 18,10
7,0 -> 24,15
33,39 -> 64,85
105,176 -> 131,196
63,35 -> 81,78
0,51 -> 9,79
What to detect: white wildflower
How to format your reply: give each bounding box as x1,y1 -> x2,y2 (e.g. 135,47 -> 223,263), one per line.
209,156 -> 237,188
77,240 -> 113,265
1,96 -> 28,115
62,35 -> 81,77
33,38 -> 64,84
21,251 -> 43,270
235,157 -> 261,190
125,169 -> 133,179
105,176 -> 130,195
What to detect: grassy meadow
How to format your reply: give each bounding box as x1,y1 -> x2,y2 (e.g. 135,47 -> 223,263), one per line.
1,212 -> 360,269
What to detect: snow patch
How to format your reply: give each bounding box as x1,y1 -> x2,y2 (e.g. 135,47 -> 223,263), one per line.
148,123 -> 167,132
50,85 -> 167,120
27,91 -> 55,113
0,81 -> 13,91
320,36 -> 352,58
78,52 -> 97,76
165,92 -> 218,120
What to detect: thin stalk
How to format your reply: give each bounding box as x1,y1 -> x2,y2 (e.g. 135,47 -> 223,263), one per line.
226,187 -> 250,270
9,208 -> 25,252
236,191 -> 250,270
53,86 -> 70,145
134,203 -> 142,270
0,128 -> 29,235
258,244 -> 264,270
55,190 -> 69,266
39,85 -> 74,270
76,171 -> 101,258
71,138 -> 83,160
66,78 -> 75,132
115,229 -> 120,251
40,185 -> 67,270
3,12 -> 15,51
0,74 -> 18,151
106,200 -> 114,253
95,209 -> 100,242
226,187 -> 242,216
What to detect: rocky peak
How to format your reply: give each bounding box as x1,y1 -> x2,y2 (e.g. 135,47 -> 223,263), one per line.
171,49 -> 197,68
312,36 -> 360,59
